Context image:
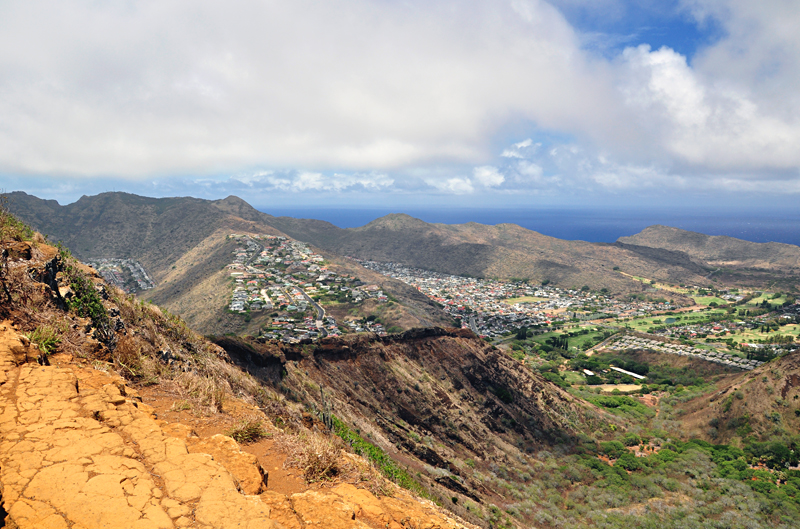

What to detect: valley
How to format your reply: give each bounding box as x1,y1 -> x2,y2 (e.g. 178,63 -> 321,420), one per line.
3,192 -> 800,528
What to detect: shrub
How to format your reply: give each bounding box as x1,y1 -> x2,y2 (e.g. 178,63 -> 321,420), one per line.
331,415 -> 427,496
0,197 -> 35,242
599,441 -> 627,459
623,433 -> 641,447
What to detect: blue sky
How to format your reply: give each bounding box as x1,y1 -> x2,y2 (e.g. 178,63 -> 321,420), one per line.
1,0 -> 799,212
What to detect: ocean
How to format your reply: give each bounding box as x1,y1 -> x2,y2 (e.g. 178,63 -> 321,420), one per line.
260,207 -> 800,247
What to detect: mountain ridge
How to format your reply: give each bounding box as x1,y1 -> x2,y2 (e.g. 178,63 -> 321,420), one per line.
8,192 -> 799,313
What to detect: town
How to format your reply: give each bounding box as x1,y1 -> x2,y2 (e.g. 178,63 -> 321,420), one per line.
356,259 -> 800,369
84,258 -> 156,294
225,234 -> 389,342
220,238 -> 800,368
356,260 -> 675,337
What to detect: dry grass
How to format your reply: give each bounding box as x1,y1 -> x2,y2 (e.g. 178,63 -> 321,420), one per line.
225,417 -> 270,444
171,372 -> 227,414
274,430 -> 344,483
113,335 -> 164,384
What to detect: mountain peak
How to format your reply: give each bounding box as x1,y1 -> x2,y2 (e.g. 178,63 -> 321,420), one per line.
212,195 -> 262,220
360,213 -> 429,230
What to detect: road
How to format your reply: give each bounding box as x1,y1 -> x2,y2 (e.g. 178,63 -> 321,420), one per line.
301,290 -> 327,337
468,314 -> 479,334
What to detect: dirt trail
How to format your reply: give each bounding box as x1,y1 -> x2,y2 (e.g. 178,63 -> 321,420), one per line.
0,321 -> 472,529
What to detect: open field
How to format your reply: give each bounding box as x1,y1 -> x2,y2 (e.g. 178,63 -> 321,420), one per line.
596,384 -> 642,393
692,295 -> 730,306
618,272 -> 694,294
502,296 -> 548,304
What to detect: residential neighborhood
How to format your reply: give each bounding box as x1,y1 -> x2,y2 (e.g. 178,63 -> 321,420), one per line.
84,258 -> 156,294
224,234 -> 390,342
357,260 -> 676,337
602,335 -> 763,370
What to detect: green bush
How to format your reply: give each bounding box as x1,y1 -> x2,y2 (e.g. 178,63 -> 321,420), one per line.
331,416 -> 428,497
25,325 -> 61,356
0,198 -> 35,241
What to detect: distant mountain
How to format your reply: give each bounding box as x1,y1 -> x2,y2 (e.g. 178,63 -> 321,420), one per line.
6,191 -> 451,335
619,225 -> 800,293
9,192 -> 799,319
618,225 -> 800,270
268,212 -> 714,294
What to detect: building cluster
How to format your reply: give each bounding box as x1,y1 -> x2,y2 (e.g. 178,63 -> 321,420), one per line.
225,234 -> 376,342
604,335 -> 763,370
85,258 -> 155,293
357,260 -> 673,337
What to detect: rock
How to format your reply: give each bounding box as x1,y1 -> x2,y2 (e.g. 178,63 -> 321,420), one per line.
3,241 -> 32,261
289,490 -> 371,529
186,434 -> 268,495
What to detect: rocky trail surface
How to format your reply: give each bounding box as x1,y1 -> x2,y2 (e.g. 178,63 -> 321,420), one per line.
0,320 -> 474,529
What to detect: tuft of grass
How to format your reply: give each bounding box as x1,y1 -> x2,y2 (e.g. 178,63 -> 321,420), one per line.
25,325 -> 61,356
275,430 -> 342,482
226,418 -> 269,444
170,400 -> 191,412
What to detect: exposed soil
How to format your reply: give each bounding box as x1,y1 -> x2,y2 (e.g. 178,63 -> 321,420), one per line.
138,384 -> 309,496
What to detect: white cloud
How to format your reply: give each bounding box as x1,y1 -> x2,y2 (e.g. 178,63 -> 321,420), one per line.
0,0 -> 620,178
428,177 -> 475,195
501,149 -> 524,159
502,138 -> 539,159
619,42 -> 800,171
0,0 -> 799,199
473,166 -> 505,187
516,161 -> 544,179
230,170 -> 394,193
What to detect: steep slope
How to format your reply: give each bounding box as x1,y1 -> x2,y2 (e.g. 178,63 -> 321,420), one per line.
0,228 -> 476,529
676,350 -> 800,444
214,328 -> 615,526
7,191 -> 284,281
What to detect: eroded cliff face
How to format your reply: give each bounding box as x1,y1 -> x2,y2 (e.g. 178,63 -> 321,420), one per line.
216,329 -> 604,524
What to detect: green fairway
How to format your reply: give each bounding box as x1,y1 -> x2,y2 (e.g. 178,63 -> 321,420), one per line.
692,296 -> 729,306
745,293 -> 789,307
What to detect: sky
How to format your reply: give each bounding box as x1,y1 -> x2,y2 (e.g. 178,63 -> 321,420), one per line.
2,0 -> 800,212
